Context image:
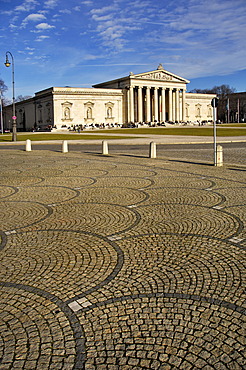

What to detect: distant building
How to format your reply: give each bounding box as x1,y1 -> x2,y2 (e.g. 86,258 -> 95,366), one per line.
3,64 -> 216,131
226,92 -> 246,123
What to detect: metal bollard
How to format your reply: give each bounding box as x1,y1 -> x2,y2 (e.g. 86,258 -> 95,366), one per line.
216,145 -> 223,167
62,140 -> 68,153
102,140 -> 108,155
149,142 -> 156,158
25,139 -> 32,152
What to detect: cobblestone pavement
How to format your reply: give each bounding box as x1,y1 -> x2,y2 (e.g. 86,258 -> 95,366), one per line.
0,147 -> 245,369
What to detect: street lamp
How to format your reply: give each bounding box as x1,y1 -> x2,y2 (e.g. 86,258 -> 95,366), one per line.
0,90 -> 3,134
4,51 -> 17,141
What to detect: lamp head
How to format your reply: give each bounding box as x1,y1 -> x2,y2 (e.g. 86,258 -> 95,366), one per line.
5,55 -> 11,67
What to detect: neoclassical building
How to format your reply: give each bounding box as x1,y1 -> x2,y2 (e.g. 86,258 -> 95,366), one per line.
3,64 -> 216,131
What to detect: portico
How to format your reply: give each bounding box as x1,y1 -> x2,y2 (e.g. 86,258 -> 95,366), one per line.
127,85 -> 186,123
94,64 -> 189,123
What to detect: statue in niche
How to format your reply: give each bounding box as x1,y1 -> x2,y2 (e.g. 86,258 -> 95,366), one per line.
107,107 -> 112,118
87,107 -> 92,119
64,107 -> 70,120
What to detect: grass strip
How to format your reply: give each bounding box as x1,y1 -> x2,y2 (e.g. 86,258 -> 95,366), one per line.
94,127 -> 246,136
0,133 -> 139,142
0,126 -> 245,142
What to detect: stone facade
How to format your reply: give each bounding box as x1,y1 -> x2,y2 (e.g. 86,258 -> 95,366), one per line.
3,65 -> 216,131
185,93 -> 214,122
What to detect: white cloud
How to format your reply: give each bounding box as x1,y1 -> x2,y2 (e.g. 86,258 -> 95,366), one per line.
81,1 -> 93,5
89,1 -> 148,52
91,14 -> 112,22
90,7 -> 113,15
15,0 -> 39,12
35,35 -> 50,41
59,9 -> 71,14
9,23 -> 18,30
23,13 -> 47,22
44,0 -> 59,9
36,23 -> 55,30
22,13 -> 47,27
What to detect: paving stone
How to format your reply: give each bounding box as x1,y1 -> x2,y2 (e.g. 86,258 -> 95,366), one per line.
0,148 -> 245,369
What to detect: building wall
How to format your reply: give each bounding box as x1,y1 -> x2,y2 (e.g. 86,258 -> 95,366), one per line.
185,93 -> 215,122
3,99 -> 36,131
52,87 -> 123,128
3,69 -> 219,131
35,94 -> 53,129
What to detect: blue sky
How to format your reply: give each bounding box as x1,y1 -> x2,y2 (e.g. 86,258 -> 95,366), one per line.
1,0 -> 246,100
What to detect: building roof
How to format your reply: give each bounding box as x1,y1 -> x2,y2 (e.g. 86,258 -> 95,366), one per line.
93,64 -> 190,88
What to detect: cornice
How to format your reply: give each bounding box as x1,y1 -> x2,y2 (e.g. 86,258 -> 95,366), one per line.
53,90 -> 123,96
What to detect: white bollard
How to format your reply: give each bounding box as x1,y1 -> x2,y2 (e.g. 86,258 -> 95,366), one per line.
25,139 -> 32,152
62,140 -> 68,153
149,142 -> 156,158
216,145 -> 223,167
102,140 -> 108,155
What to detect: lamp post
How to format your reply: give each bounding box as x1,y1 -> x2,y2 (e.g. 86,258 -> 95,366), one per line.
0,90 -> 3,134
4,51 -> 17,141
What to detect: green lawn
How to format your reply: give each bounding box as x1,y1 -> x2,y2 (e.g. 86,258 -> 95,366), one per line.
101,127 -> 246,136
219,124 -> 246,127
0,126 -> 245,142
0,133 -> 138,142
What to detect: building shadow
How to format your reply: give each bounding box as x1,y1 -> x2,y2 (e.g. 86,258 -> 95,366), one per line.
229,167 -> 246,172
168,159 -> 214,166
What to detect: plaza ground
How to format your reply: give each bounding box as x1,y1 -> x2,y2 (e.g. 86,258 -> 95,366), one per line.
0,140 -> 245,369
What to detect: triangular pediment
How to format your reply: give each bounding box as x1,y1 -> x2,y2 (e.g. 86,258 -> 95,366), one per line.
133,68 -> 189,84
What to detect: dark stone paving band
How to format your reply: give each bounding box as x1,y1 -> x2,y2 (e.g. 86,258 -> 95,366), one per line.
80,292 -> 246,315
0,281 -> 86,369
121,231 -> 246,250
0,231 -> 7,251
0,185 -> 19,199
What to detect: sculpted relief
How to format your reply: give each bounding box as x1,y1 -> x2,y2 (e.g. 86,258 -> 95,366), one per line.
137,72 -> 173,81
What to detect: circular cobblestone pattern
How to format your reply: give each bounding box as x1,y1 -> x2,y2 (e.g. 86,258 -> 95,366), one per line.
0,201 -> 51,231
0,286 -> 76,369
80,296 -> 245,369
0,230 -> 118,301
0,148 -> 245,369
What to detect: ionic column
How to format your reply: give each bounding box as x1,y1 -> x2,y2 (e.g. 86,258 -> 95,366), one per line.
146,86 -> 151,122
138,86 -> 143,122
176,89 -> 180,122
127,88 -> 130,123
129,86 -> 134,122
161,88 -> 166,122
154,87 -> 158,122
172,90 -> 176,122
168,88 -> 173,121
182,89 -> 186,121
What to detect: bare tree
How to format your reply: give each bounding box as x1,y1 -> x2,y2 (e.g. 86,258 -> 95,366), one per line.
15,95 -> 32,102
0,78 -> 7,94
0,78 -> 11,106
